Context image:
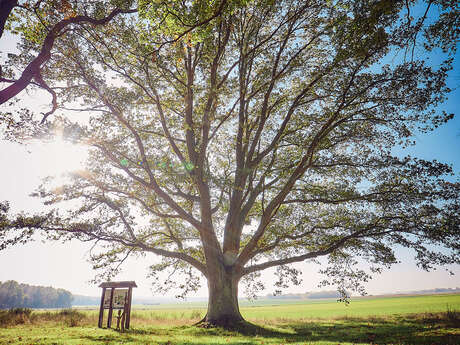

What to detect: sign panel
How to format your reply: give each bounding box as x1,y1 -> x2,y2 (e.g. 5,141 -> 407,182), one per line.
103,289 -> 128,309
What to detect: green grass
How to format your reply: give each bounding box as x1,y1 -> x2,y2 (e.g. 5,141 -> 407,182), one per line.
241,294 -> 460,320
100,293 -> 460,322
0,293 -> 459,344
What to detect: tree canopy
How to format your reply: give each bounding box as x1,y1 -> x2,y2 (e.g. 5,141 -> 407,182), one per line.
1,0 -> 459,326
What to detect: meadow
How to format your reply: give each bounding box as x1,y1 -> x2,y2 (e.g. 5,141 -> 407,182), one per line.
0,293 -> 459,344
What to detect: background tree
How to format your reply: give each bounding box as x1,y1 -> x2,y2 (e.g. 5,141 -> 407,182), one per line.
0,280 -> 24,308
0,280 -> 73,308
1,0 -> 459,327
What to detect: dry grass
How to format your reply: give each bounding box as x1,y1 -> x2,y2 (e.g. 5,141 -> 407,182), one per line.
0,308 -> 206,328
0,308 -> 86,327
0,308 -> 32,327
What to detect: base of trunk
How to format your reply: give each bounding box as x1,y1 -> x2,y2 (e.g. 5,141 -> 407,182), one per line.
196,315 -> 245,328
204,268 -> 244,328
195,317 -> 269,336
200,312 -> 244,327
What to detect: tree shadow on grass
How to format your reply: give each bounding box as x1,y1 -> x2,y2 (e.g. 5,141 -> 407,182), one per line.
78,327 -> 169,343
266,313 -> 458,345
77,313 -> 459,345
79,334 -> 138,343
185,313 -> 459,345
121,327 -> 171,335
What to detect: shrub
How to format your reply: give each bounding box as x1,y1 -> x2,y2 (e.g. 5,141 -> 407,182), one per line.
0,308 -> 32,327
445,305 -> 460,326
59,309 -> 86,327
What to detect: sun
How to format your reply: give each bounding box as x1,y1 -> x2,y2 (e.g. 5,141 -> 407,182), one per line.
45,137 -> 88,173
26,134 -> 89,186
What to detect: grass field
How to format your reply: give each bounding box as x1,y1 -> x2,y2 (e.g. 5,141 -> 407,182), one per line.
0,293 -> 459,344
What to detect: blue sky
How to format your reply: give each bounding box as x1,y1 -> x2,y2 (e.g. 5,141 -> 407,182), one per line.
399,56 -> 459,174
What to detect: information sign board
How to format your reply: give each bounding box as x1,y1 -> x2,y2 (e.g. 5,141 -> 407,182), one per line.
103,289 -> 128,309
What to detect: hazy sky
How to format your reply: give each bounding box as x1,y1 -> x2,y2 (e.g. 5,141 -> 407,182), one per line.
0,12 -> 459,299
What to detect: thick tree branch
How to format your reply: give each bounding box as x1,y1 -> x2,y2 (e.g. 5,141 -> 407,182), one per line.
33,70 -> 57,123
0,0 -> 17,39
241,228 -> 370,276
0,7 -> 137,106
52,224 -> 207,276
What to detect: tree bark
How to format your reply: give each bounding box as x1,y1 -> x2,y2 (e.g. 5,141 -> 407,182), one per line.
0,0 -> 17,39
203,265 -> 244,327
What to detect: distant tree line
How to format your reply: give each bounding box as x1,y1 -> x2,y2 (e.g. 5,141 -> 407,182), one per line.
266,287 -> 460,300
0,281 -> 73,309
402,288 -> 460,295
71,294 -> 100,306
266,290 -> 346,300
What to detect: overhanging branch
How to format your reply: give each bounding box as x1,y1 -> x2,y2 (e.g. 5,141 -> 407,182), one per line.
0,7 -> 137,108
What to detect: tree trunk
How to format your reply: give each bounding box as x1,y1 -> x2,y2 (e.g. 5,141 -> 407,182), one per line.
203,266 -> 244,327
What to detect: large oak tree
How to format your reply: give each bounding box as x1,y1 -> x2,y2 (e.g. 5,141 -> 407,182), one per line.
1,0 -> 459,326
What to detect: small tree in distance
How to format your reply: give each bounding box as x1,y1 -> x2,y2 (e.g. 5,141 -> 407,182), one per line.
1,0 -> 459,327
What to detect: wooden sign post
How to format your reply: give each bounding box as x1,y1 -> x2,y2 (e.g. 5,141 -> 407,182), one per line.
97,281 -> 137,329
